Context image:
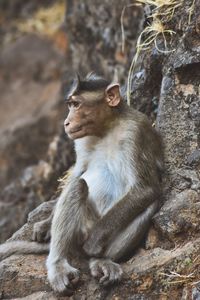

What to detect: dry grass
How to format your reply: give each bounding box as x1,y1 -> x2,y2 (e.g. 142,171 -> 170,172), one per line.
121,3 -> 142,53
159,254 -> 200,289
188,0 -> 196,24
125,0 -> 184,105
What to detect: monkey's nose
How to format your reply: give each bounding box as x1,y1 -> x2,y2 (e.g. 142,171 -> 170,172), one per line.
64,121 -> 70,127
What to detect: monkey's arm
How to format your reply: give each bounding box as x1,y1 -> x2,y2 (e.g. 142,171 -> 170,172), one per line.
46,177 -> 89,293
83,185 -> 160,257
48,177 -> 88,259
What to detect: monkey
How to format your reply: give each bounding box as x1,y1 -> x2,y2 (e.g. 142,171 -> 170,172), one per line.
0,73 -> 164,294
46,73 -> 164,292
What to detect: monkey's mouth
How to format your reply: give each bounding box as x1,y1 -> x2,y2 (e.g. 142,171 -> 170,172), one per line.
69,126 -> 82,134
67,121 -> 94,139
67,126 -> 85,139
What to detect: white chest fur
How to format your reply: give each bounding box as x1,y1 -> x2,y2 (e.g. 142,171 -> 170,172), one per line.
74,123 -> 137,216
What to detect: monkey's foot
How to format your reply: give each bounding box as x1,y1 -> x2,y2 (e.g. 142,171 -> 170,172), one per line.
32,219 -> 51,242
89,258 -> 123,286
47,258 -> 80,293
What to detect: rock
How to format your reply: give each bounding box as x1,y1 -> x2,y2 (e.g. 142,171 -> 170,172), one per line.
0,32 -> 65,191
0,180 -> 40,243
65,0 -> 144,84
15,291 -> 58,300
0,0 -> 55,19
192,286 -> 200,300
145,227 -> 160,250
0,34 -> 64,81
8,200 -> 56,242
154,190 -> 200,241
0,32 -> 75,241
0,130 -> 74,243
1,236 -> 200,299
1,200 -> 200,299
0,255 -> 50,299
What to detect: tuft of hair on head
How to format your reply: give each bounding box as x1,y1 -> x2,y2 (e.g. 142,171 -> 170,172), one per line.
78,72 -> 110,93
65,72 -> 113,104
65,73 -> 81,101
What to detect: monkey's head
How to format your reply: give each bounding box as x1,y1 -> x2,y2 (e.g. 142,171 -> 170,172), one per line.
64,73 -> 122,140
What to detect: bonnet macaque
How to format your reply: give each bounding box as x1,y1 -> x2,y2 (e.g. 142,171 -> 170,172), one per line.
0,73 -> 163,293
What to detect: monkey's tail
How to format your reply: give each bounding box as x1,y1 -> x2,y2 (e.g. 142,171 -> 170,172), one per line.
0,241 -> 49,262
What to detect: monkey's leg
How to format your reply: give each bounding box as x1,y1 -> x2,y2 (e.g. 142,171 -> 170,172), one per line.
47,178 -> 88,293
83,186 -> 160,257
104,200 -> 158,261
89,201 -> 158,286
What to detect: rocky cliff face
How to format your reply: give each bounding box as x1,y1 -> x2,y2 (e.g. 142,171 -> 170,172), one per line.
0,0 -> 200,299
0,1 -> 75,242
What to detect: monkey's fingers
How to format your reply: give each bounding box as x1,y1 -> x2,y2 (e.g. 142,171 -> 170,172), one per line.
68,270 -> 80,286
90,258 -> 103,278
44,231 -> 51,242
100,262 -> 123,286
90,259 -> 123,286
32,222 -> 50,243
32,230 -> 45,243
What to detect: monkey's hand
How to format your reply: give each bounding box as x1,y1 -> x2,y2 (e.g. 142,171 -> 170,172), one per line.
32,217 -> 51,243
83,227 -> 108,257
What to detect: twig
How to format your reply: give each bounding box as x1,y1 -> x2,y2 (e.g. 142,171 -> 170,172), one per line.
159,271 -> 195,279
188,0 -> 196,24
121,3 -> 141,53
190,280 -> 200,286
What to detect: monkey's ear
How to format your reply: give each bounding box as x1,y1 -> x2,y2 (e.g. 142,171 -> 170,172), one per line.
105,83 -> 121,107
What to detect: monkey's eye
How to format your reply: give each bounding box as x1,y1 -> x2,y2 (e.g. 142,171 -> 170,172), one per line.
68,101 -> 81,109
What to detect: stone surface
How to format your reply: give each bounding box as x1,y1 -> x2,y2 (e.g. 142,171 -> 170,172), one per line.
0,254 -> 50,299
1,209 -> 200,300
15,292 -> 58,300
154,190 -> 200,242
16,292 -> 59,300
0,33 -> 65,189
0,131 -> 74,243
8,200 -> 56,243
0,31 -> 72,242
154,27 -> 200,243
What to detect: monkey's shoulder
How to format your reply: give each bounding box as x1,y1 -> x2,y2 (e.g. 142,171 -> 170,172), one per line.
124,108 -> 151,127
126,108 -> 162,141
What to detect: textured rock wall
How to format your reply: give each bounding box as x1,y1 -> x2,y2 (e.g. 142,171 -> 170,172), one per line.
0,0 -> 79,242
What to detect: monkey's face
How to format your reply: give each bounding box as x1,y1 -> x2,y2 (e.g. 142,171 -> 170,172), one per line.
64,81 -> 121,139
64,95 -> 109,139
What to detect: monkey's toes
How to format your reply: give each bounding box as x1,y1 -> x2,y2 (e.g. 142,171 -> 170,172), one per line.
90,258 -> 123,286
47,261 -> 80,293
